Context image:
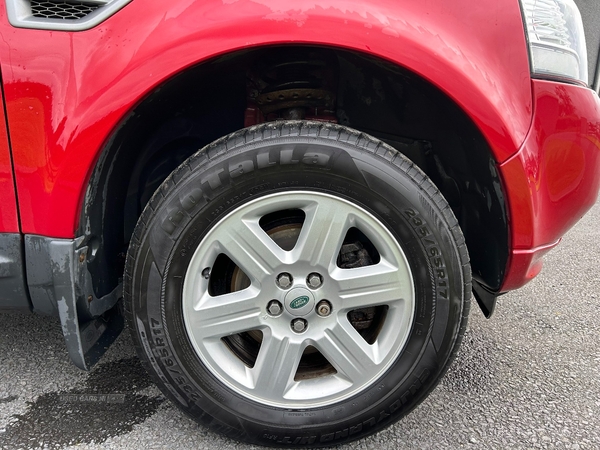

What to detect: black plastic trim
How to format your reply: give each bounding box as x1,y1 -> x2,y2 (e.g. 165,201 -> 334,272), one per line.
24,235 -> 123,369
472,280 -> 500,318
0,233 -> 31,312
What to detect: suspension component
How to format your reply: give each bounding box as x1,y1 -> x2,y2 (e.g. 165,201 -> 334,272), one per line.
245,49 -> 339,126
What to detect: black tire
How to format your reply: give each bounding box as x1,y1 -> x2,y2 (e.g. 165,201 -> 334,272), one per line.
124,121 -> 471,447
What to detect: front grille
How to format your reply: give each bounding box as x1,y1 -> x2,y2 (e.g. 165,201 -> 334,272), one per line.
30,0 -> 100,20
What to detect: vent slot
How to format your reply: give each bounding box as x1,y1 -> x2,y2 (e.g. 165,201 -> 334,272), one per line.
6,0 -> 132,31
30,0 -> 101,20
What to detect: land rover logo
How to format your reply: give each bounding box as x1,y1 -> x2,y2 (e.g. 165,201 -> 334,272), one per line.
290,296 -> 310,309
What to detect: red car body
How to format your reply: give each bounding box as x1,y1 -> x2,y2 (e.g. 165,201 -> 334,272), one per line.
7,0 -> 535,238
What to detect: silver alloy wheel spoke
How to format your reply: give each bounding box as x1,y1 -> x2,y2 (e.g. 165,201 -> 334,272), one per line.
251,332 -> 306,397
182,191 -> 415,408
189,289 -> 264,340
333,261 -> 411,311
293,202 -> 350,269
216,217 -> 287,283
316,321 -> 378,383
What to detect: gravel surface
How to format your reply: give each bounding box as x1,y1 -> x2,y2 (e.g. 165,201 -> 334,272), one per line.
0,197 -> 598,450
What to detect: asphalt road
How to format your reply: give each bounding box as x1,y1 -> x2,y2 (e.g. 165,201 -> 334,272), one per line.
0,197 -> 599,450
577,0 -> 600,84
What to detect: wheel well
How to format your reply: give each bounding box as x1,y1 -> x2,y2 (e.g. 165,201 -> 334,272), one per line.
80,45 -> 508,301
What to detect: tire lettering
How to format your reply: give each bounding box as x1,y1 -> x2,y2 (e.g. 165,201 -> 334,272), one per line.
160,205 -> 187,236
280,149 -> 299,165
161,148 -> 331,236
154,348 -> 168,358
349,424 -> 362,435
181,188 -> 205,211
362,417 -> 376,428
377,410 -> 390,423
138,317 -> 191,407
389,399 -> 401,413
229,160 -> 254,178
201,168 -> 224,190
170,211 -> 184,226
249,183 -> 270,194
314,369 -> 431,444
277,181 -> 300,188
335,429 -> 348,439
417,225 -> 431,237
404,209 -> 450,308
320,433 -> 334,443
301,152 -> 331,165
256,152 -> 275,169
263,434 -> 316,445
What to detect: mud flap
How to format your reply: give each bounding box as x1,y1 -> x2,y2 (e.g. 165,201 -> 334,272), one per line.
25,236 -> 124,370
472,280 -> 499,318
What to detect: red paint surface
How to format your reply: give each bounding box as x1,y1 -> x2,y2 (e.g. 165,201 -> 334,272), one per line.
500,80 -> 600,291
0,86 -> 18,232
0,0 -> 531,237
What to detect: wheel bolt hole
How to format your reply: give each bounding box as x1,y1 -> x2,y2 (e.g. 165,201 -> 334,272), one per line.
277,272 -> 293,289
307,272 -> 323,289
316,300 -> 332,317
291,318 -> 308,333
267,300 -> 283,317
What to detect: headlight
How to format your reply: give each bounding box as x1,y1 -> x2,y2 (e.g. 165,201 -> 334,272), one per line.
520,0 -> 588,85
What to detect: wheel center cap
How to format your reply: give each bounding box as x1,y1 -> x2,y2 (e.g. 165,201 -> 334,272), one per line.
284,287 -> 315,317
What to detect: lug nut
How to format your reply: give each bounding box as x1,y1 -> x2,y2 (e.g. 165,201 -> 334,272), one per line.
277,273 -> 293,289
307,273 -> 323,289
267,300 -> 283,316
316,300 -> 332,317
291,318 -> 308,333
